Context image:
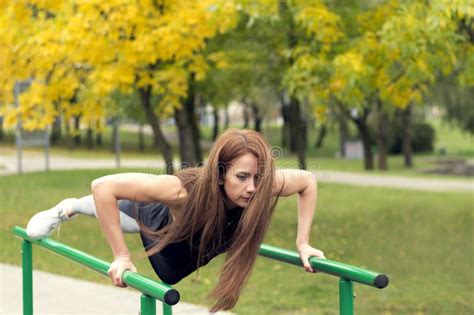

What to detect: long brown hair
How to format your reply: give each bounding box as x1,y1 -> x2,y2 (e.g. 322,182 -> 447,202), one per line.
139,129 -> 281,312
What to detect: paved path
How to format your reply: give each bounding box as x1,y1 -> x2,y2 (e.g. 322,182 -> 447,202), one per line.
316,170 -> 473,192
0,153 -> 472,192
0,263 -> 231,315
0,153 -> 172,176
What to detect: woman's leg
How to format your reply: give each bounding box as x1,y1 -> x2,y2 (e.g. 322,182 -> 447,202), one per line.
26,195 -> 140,239
70,195 -> 140,233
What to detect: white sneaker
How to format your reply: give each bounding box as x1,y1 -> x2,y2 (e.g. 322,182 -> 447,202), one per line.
26,198 -> 78,239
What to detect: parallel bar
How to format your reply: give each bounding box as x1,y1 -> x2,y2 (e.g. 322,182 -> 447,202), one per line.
339,278 -> 354,315
140,294 -> 156,315
14,225 -> 388,315
259,244 -> 389,289
21,240 -> 33,315
12,226 -> 180,305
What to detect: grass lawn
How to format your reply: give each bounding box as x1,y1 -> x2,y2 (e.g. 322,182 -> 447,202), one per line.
1,169 -> 472,314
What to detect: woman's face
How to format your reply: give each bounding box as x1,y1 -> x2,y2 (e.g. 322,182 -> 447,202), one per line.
222,152 -> 259,209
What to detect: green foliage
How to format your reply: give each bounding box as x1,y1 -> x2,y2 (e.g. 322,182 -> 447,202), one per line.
431,74 -> 474,134
390,122 -> 435,154
199,15 -> 283,112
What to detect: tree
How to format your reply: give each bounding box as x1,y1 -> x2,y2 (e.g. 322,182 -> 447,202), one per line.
0,1 -> 240,172
199,13 -> 283,138
285,0 -> 472,170
278,0 -> 343,169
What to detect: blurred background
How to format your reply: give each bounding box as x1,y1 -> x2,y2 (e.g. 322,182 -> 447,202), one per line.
0,1 -> 472,314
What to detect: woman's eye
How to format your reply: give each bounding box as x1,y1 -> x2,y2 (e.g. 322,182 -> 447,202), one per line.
237,174 -> 247,181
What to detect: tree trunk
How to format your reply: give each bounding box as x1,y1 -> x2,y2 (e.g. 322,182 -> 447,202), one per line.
356,120 -> 374,170
186,77 -> 203,165
349,109 -> 374,170
138,123 -> 145,152
139,87 -> 174,174
251,103 -> 262,133
339,114 -> 348,158
287,99 -> 300,153
73,116 -> 81,146
314,124 -> 327,149
174,108 -> 196,168
96,132 -> 103,146
281,0 -> 304,160
0,116 -> 3,141
376,99 -> 389,171
280,97 -> 291,149
300,119 -> 308,154
224,105 -> 229,128
243,102 -> 250,129
401,104 -> 413,168
111,117 -> 121,168
289,97 -> 306,169
50,116 -> 61,144
65,118 -> 73,150
212,106 -> 219,141
173,74 -> 202,168
86,127 -> 94,149
110,116 -> 121,162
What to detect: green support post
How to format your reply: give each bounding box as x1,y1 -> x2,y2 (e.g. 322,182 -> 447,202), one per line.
163,302 -> 173,315
339,278 -> 354,315
22,240 -> 33,315
140,294 -> 156,315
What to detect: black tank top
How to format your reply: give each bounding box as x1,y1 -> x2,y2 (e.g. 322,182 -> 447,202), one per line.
136,202 -> 243,285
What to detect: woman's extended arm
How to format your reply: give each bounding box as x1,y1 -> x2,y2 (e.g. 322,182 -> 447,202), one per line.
91,173 -> 187,287
273,169 -> 326,272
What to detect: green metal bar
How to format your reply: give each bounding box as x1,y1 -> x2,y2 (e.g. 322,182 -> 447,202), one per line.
163,302 -> 173,315
339,278 -> 354,315
12,226 -> 180,305
21,240 -> 33,315
259,244 -> 389,289
14,224 -> 388,315
140,294 -> 156,315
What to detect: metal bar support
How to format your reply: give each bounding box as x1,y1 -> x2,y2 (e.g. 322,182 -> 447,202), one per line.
140,294 -> 156,315
339,278 -> 354,315
22,240 -> 33,315
163,302 -> 173,315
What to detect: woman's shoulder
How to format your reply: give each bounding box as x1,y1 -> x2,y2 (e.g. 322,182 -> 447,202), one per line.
174,167 -> 205,193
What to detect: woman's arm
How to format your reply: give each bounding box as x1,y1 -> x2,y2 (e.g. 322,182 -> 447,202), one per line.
273,169 -> 326,272
91,173 -> 187,286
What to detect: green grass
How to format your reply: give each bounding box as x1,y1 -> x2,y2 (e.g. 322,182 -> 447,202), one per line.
1,169 -> 472,314
430,118 -> 474,157
272,155 -> 474,182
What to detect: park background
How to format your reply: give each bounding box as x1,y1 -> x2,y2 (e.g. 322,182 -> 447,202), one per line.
0,1 -> 472,314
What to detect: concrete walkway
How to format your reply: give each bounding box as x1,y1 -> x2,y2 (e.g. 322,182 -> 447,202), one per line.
0,263 -> 231,315
316,169 -> 473,192
0,152 -> 472,192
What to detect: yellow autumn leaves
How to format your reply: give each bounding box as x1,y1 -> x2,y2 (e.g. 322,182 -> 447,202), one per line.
0,0 -> 240,131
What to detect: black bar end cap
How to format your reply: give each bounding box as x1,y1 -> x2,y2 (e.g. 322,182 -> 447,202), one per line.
164,289 -> 180,305
374,274 -> 389,289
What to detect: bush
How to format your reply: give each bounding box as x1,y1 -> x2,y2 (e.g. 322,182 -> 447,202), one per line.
390,122 -> 435,154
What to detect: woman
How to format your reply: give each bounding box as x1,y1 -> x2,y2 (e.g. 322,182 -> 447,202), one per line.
26,128 -> 325,312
